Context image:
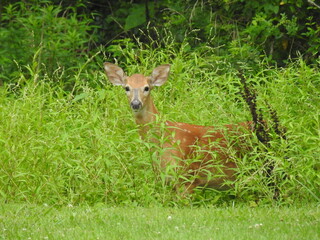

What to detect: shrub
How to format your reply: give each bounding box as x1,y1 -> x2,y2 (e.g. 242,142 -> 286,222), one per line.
0,1 -> 97,85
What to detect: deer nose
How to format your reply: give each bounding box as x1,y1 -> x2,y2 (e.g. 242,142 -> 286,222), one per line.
131,99 -> 142,110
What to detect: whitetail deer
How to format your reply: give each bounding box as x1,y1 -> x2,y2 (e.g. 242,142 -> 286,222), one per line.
104,62 -> 253,194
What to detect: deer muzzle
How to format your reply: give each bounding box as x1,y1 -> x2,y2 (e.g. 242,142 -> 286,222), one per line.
131,99 -> 142,111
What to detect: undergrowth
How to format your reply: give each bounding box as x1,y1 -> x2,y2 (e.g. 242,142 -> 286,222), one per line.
0,2 -> 319,206
0,38 -> 319,206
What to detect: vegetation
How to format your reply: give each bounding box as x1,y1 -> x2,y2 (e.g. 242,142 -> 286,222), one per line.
0,1 -> 319,238
0,37 -> 319,205
1,0 -> 320,86
0,3 -> 319,239
1,204 -> 319,239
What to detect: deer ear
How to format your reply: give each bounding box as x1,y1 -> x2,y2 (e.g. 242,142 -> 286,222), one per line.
149,64 -> 170,87
104,62 -> 126,86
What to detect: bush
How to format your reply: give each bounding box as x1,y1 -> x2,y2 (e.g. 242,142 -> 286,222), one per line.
0,1 -> 97,85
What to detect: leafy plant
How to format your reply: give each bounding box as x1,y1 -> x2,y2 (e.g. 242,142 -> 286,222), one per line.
0,1 -> 97,85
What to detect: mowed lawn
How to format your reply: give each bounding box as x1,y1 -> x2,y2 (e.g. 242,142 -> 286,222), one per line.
0,204 -> 319,240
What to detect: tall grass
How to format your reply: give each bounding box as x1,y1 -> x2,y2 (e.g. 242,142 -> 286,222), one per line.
0,36 -> 319,206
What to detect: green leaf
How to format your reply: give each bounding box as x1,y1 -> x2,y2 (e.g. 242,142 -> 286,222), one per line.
124,4 -> 146,31
73,92 -> 89,102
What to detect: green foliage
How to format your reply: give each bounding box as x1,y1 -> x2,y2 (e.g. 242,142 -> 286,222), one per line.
0,1 -> 319,207
0,37 -> 319,206
0,1 -> 97,85
303,16 -> 320,57
99,0 -> 318,65
124,2 -> 155,31
1,0 -> 320,86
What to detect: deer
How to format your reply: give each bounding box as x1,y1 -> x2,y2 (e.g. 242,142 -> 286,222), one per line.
104,62 -> 253,195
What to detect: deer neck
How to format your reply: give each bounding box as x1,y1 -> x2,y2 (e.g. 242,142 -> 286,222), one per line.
133,96 -> 158,136
134,96 -> 158,125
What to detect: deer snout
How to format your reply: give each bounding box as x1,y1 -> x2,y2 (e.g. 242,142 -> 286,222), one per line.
131,99 -> 142,111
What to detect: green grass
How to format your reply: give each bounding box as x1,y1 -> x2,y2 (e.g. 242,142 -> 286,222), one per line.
1,204 -> 319,240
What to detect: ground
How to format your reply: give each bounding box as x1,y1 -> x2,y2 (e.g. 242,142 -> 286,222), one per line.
1,203 -> 319,240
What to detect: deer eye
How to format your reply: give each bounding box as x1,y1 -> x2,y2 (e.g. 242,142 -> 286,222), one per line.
144,86 -> 150,92
125,86 -> 130,92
